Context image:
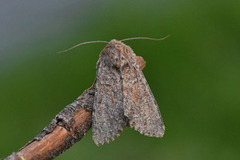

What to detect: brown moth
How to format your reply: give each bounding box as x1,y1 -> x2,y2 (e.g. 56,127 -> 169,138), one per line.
92,39 -> 165,146
58,37 -> 167,146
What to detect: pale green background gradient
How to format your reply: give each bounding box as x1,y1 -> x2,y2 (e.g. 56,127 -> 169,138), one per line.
0,0 -> 239,159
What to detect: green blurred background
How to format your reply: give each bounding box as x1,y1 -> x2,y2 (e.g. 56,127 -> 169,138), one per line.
0,0 -> 239,159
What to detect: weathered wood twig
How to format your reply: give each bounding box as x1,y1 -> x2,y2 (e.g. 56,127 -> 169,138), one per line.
2,56 -> 146,160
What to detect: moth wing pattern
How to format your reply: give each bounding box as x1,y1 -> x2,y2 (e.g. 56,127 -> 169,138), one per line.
122,46 -> 165,137
92,51 -> 127,146
92,39 -> 165,146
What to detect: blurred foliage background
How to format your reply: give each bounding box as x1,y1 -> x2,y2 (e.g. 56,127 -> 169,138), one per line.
0,0 -> 239,159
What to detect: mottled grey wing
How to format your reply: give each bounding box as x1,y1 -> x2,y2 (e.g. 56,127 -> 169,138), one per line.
123,56 -> 165,137
92,55 -> 127,146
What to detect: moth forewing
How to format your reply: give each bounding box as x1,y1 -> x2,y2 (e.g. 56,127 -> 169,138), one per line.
120,42 -> 165,137
92,41 -> 127,146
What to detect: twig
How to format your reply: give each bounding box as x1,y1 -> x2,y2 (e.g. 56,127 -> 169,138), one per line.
3,87 -> 94,160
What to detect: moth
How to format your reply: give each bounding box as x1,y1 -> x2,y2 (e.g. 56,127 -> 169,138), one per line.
59,37 -> 167,146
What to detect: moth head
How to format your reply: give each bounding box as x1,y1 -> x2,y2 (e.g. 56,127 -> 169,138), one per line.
104,39 -> 129,68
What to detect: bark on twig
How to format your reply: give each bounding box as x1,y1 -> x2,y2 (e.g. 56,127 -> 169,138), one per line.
3,88 -> 94,160
2,56 -> 146,160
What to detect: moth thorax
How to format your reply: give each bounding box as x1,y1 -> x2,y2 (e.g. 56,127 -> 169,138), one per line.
109,52 -> 127,68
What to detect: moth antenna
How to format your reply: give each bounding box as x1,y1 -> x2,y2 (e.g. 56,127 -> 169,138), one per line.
57,40 -> 108,54
120,35 -> 170,42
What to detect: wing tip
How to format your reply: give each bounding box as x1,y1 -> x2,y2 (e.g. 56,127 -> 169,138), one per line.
92,129 -> 123,146
129,121 -> 165,138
